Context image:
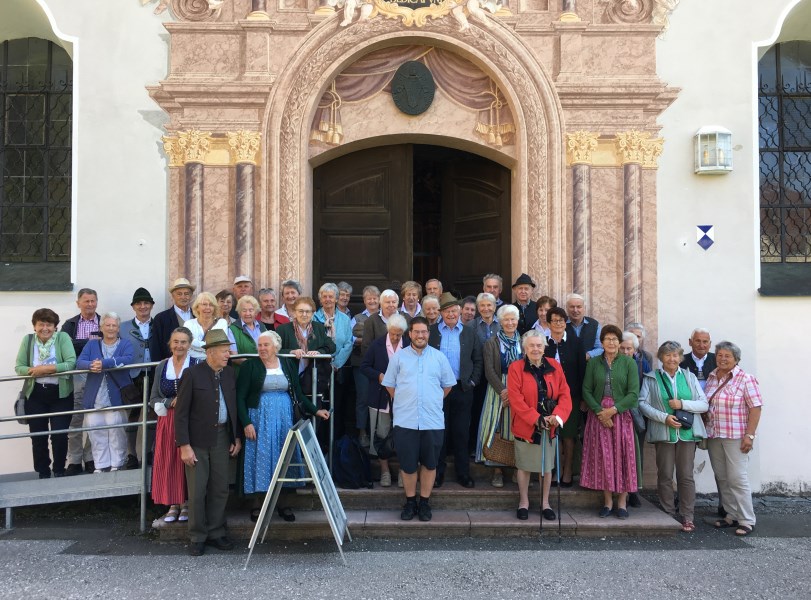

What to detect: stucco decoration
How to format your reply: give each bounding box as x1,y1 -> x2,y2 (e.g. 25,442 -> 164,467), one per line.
143,0 -> 222,20
177,129 -> 212,164
270,17 -> 561,295
615,129 -> 651,165
602,0 -> 679,32
652,0 -> 679,32
566,131 -> 599,165
227,130 -> 262,165
338,0 -> 501,30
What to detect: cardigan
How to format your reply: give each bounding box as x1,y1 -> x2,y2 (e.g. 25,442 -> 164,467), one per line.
481,334 -> 517,393
76,337 -> 135,409
361,335 -> 411,410
229,320 -> 267,355
507,357 -> 572,441
15,331 -> 76,399
276,320 -> 336,357
313,308 -> 354,370
361,311 -> 412,358
235,356 -> 316,428
582,353 -> 639,414
544,333 -> 586,401
638,368 -> 709,443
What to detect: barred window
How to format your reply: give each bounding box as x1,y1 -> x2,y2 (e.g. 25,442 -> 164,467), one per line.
759,42 -> 811,295
0,37 -> 72,290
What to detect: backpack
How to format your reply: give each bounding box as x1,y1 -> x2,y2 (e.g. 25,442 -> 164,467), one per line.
332,434 -> 372,489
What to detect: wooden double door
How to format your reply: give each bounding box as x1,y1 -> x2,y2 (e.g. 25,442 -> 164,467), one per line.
313,144 -> 511,308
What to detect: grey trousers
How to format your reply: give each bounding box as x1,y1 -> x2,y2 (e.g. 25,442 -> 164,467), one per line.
67,375 -> 93,465
707,437 -> 756,526
185,426 -> 231,543
654,440 -> 697,521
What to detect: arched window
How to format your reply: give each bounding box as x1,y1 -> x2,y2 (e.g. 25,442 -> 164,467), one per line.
759,42 -> 811,295
0,37 -> 72,289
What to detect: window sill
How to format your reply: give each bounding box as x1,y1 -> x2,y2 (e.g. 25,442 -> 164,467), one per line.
0,263 -> 72,292
759,263 -> 811,296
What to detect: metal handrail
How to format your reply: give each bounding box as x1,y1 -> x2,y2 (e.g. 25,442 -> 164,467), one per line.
1,352 -> 336,531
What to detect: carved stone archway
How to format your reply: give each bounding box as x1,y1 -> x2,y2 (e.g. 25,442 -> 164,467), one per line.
263,17 -> 567,298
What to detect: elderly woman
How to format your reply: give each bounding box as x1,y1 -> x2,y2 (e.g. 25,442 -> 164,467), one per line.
477,304 -> 521,488
532,295 -> 557,337
704,341 -> 763,537
150,327 -> 197,522
351,285 -> 380,442
361,289 -> 408,357
238,330 -> 329,522
421,294 -> 441,326
544,306 -> 585,488
400,281 -> 423,319
76,312 -> 134,473
15,308 -> 77,479
460,296 -> 477,325
314,283 -> 354,439
639,341 -> 708,533
337,281 -> 353,317
185,292 -> 236,361
361,314 -> 409,486
581,324 -> 640,518
215,290 -> 236,325
229,295 -> 266,369
508,330 -> 572,520
619,330 -> 652,508
257,288 -> 278,330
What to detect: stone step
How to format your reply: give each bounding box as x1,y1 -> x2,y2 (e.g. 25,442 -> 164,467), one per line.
153,497 -> 681,541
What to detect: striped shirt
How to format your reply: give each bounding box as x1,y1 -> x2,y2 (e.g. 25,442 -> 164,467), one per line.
704,365 -> 763,439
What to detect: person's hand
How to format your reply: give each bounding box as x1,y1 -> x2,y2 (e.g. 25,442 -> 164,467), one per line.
292,349 -> 305,359
740,436 -> 754,454
668,399 -> 683,410
378,373 -> 385,384
305,350 -> 320,357
585,353 -> 592,361
543,415 -> 558,429
169,398 -> 177,408
599,417 -> 613,429
244,424 -> 257,441
665,414 -> 682,429
90,359 -> 103,373
27,365 -> 55,377
316,409 -> 330,420
597,407 -> 616,421
180,444 -> 197,467
229,439 -> 242,457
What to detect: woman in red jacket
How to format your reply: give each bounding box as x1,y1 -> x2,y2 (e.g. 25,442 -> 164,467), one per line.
508,330 -> 572,521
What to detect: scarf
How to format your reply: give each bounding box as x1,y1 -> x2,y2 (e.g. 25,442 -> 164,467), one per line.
322,314 -> 335,340
497,329 -> 521,365
36,335 -> 57,364
294,322 -> 312,352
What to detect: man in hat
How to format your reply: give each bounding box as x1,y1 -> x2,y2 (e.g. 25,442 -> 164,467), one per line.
229,275 -> 254,320
119,287 -> 159,469
512,273 -> 538,335
428,292 -> 483,488
153,278 -> 196,361
175,329 -> 242,556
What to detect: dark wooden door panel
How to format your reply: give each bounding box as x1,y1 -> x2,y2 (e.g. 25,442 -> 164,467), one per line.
313,145 -> 412,308
441,160 -> 511,297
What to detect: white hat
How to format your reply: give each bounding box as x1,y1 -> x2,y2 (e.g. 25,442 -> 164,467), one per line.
233,275 -> 252,285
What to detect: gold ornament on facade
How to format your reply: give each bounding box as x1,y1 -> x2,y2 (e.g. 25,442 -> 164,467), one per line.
566,131 -> 599,165
351,0 -> 499,30
161,136 -> 184,167
615,130 -> 651,165
642,137 -> 664,168
176,130 -> 212,164
227,130 -> 262,165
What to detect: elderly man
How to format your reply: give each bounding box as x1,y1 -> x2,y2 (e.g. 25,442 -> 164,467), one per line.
425,279 -> 443,297
681,328 -> 716,391
273,279 -> 302,326
428,292 -> 483,488
120,287 -> 159,469
175,329 -> 242,556
153,278 -> 196,361
565,293 -> 603,361
62,287 -> 101,476
482,274 -> 505,309
383,317 -> 456,521
626,322 -> 654,367
511,273 -> 538,335
229,275 -> 254,320
257,288 -> 277,330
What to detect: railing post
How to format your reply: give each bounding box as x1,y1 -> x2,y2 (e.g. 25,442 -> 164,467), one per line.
5,507 -> 13,530
140,371 -> 150,534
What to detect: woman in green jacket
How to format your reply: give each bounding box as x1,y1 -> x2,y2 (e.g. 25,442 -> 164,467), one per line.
237,330 -> 329,522
15,308 -> 77,478
580,324 -> 640,519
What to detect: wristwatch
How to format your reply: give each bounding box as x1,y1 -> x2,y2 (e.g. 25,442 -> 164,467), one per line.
746,434 -> 756,441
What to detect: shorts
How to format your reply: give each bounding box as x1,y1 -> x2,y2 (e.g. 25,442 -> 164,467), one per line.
393,427 -> 444,474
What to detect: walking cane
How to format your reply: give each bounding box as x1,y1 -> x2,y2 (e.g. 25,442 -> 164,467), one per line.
555,431 -> 561,542
539,429 -> 545,537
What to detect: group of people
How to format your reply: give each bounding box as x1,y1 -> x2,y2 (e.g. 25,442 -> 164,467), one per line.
12,271 -> 763,553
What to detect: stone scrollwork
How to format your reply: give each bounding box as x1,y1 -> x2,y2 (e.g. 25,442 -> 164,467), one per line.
227,130 -> 262,165
163,129 -> 212,164
170,0 -> 222,21
652,0 -> 679,33
604,0 -> 652,24
566,131 -> 599,165
339,0 -> 500,30
615,130 -> 664,167
642,137 -> 664,168
161,136 -> 184,167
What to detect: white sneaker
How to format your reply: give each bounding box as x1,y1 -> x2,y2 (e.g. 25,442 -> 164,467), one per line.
110,467 -> 119,472
491,472 -> 504,488
380,471 -> 392,487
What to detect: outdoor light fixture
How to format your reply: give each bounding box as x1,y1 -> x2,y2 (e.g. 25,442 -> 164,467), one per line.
694,126 -> 733,174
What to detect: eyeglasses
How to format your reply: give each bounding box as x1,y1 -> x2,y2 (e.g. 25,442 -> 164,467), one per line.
410,330 -> 429,336
549,319 -> 566,325
296,309 -> 313,315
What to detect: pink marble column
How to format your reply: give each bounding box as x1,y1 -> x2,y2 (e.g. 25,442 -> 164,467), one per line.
572,163 -> 591,296
234,163 -> 255,278
562,0 -> 576,12
184,163 -> 204,287
623,163 -> 642,326
252,0 -> 266,11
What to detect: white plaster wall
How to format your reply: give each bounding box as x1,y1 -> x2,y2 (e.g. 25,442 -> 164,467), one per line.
657,0 -> 811,492
0,0 -> 171,475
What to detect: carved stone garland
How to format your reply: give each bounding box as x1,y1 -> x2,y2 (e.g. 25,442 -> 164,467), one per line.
274,17 -> 558,291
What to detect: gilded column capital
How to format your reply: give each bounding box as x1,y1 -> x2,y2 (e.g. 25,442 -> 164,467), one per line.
566,131 -> 599,165
615,130 -> 651,165
642,137 -> 664,168
161,136 -> 184,167
177,129 -> 212,164
227,130 -> 262,165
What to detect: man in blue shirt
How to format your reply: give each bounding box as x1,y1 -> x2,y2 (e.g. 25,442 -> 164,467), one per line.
428,293 -> 483,489
383,317 -> 456,522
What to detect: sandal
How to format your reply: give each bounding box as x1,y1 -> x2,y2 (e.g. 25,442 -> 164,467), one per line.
681,520 -> 696,533
735,524 -> 755,537
178,505 -> 189,522
277,507 -> 295,522
714,518 -> 739,529
164,505 -> 180,523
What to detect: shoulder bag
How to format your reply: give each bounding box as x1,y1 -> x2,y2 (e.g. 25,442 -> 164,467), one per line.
658,371 -> 693,430
14,335 -> 34,425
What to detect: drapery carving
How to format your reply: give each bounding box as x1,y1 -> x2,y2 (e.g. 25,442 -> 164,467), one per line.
310,45 -> 516,148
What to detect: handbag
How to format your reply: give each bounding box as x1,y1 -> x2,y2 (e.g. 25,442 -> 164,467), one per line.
483,405 -> 516,467
630,407 -> 647,435
15,334 -> 35,425
659,371 -> 693,431
371,403 -> 396,460
697,373 -> 733,448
